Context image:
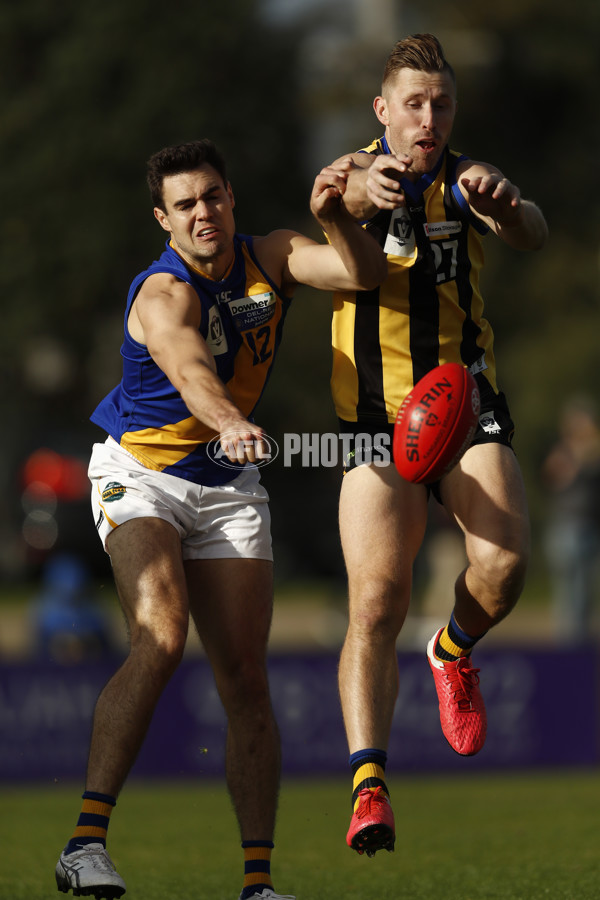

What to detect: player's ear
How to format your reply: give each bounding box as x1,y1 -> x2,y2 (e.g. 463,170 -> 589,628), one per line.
154,207 -> 171,233
374,95 -> 389,126
227,182 -> 235,209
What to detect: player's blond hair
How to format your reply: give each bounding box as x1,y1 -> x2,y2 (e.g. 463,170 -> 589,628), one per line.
382,33 -> 455,88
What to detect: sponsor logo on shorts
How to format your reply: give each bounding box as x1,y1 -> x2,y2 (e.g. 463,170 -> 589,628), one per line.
468,353 -> 488,376
479,412 -> 502,434
206,431 -> 280,469
101,482 -> 127,502
340,434 -> 392,469
95,509 -> 105,531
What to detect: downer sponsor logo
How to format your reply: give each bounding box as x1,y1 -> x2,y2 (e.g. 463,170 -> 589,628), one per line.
229,292 -> 276,331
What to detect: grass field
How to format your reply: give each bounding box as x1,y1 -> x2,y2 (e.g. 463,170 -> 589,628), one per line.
1,771 -> 599,900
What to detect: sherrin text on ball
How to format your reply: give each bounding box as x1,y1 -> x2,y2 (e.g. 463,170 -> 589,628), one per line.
393,363 -> 480,484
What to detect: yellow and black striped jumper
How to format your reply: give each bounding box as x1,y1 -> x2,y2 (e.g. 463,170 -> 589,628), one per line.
332,136 -> 500,445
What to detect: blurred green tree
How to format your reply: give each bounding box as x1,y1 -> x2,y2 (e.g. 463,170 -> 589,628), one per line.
0,0 -> 306,421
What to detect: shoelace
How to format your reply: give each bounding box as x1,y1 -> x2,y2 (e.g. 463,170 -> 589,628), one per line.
444,657 -> 481,709
78,847 -> 116,874
355,786 -> 386,819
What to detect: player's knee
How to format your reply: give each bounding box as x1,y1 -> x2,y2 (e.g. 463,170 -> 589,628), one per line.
473,541 -> 529,607
157,629 -> 188,672
348,584 -> 408,639
217,655 -> 271,710
130,619 -> 188,676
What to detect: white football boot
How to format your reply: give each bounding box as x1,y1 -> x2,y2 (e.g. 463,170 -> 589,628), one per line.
55,842 -> 126,898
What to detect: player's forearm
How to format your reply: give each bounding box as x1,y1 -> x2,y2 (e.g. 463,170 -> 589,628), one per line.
497,201 -> 548,251
175,360 -> 249,435
176,363 -> 267,464
322,214 -> 388,288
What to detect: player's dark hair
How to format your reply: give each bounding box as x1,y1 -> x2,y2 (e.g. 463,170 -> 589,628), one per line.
147,139 -> 228,210
382,33 -> 455,89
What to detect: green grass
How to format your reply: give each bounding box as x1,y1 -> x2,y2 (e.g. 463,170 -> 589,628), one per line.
1,771 -> 599,899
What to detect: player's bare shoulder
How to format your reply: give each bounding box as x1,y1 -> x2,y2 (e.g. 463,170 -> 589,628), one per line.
129,272 -> 200,343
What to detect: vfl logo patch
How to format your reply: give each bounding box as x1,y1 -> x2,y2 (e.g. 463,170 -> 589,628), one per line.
383,208 -> 415,257
101,482 -> 127,502
206,305 -> 228,356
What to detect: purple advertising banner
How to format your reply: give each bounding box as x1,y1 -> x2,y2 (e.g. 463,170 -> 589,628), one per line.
0,647 -> 598,782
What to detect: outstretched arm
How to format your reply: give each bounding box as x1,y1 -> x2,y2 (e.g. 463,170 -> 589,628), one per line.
458,161 -> 548,251
308,158 -> 389,287
264,160 -> 388,293
130,273 -> 269,464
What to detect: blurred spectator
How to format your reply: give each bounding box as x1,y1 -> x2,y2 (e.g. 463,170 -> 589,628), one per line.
541,396 -> 600,644
30,552 -> 115,663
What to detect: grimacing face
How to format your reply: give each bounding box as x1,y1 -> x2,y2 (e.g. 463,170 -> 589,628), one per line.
374,67 -> 457,179
154,164 -> 236,273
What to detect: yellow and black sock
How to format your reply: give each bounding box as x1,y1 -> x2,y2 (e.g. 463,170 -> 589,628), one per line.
240,840 -> 274,900
65,791 -> 116,854
434,612 -> 486,662
350,748 -> 389,811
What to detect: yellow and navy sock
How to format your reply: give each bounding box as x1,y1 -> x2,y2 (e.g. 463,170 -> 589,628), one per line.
240,840 -> 274,900
434,612 -> 487,662
350,748 -> 389,811
65,791 -> 116,854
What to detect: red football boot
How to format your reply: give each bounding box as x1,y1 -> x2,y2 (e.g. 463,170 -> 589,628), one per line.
427,628 -> 487,756
346,786 -> 395,857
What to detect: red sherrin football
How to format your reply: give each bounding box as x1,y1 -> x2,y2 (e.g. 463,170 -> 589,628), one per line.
393,363 -> 481,484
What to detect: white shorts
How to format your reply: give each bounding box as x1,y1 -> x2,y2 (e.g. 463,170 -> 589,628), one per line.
89,437 -> 273,560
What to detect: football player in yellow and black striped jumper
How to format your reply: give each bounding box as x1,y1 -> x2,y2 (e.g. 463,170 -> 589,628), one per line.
326,34 -> 548,858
